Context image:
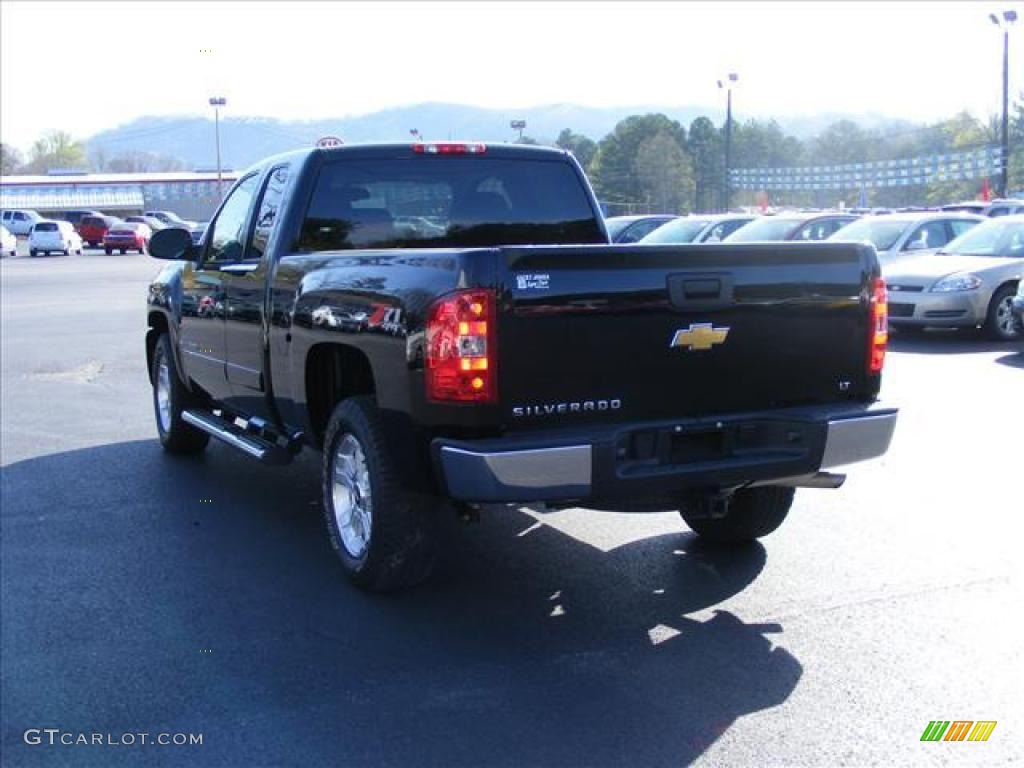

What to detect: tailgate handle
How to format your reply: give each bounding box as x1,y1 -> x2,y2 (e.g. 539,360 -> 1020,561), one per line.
668,272 -> 734,311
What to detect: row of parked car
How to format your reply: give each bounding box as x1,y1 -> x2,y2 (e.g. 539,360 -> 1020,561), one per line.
607,206 -> 1024,341
0,208 -> 208,257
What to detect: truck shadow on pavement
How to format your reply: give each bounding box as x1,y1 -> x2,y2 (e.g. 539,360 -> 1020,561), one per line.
2,440 -> 802,768
995,350 -> 1024,368
889,329 -> 1019,355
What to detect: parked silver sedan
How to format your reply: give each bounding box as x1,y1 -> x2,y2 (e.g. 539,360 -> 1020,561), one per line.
883,215 -> 1024,340
829,212 -> 984,265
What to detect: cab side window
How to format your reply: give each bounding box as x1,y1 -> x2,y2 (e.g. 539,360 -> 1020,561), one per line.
204,175 -> 259,264
948,219 -> 977,238
248,165 -> 290,262
904,220 -> 948,251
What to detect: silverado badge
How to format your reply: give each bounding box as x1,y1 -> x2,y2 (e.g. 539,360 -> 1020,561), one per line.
670,323 -> 730,351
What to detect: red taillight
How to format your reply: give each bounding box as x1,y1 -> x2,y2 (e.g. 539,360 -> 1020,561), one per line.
868,277 -> 888,374
425,289 -> 497,403
413,142 -> 487,155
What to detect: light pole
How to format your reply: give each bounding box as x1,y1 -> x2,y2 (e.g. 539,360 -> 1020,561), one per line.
990,10 -> 1017,198
717,73 -> 738,211
510,119 -> 526,142
209,97 -> 227,199
410,128 -> 421,142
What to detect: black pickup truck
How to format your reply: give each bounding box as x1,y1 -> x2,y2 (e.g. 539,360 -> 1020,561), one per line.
145,142 -> 897,591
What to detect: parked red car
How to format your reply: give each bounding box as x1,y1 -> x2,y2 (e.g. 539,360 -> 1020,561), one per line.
103,222 -> 151,254
78,215 -> 120,247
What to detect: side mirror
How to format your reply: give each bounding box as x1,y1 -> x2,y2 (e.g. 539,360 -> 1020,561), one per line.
149,226 -> 195,260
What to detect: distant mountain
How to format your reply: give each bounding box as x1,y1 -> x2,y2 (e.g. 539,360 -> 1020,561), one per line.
84,103 -> 919,171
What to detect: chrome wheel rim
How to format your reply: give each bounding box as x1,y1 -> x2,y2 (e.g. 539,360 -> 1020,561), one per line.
331,434 -> 373,558
996,297 -> 1017,338
156,358 -> 172,433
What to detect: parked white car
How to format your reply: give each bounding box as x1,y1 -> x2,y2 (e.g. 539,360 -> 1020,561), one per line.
1,224 -> 17,257
29,220 -> 83,257
1,209 -> 43,236
829,212 -> 984,265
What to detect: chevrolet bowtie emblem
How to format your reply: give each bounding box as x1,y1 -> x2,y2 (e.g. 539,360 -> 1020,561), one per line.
670,323 -> 730,351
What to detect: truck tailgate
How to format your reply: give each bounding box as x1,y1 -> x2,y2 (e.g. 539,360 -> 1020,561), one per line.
498,242 -> 879,430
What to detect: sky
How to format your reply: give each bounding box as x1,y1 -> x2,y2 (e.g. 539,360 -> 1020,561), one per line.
1,0 -> 1021,152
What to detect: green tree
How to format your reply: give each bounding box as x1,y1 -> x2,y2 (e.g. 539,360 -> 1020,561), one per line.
688,117 -> 721,212
634,131 -> 695,213
0,142 -> 24,175
90,149 -> 185,173
22,131 -> 88,174
1007,91 -> 1023,194
727,119 -> 804,208
589,114 -> 688,212
555,128 -> 597,171
921,111 -> 991,204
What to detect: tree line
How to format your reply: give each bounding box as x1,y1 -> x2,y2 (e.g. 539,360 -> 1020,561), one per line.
0,132 -> 185,176
4,98 -> 1021,213
550,96 -> 1024,213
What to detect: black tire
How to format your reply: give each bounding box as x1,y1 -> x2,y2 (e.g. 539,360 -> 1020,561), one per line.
321,396 -> 438,591
119,249 -> 126,255
29,249 -> 37,257
985,284 -> 1019,341
105,247 -> 112,255
680,486 -> 795,543
151,333 -> 209,454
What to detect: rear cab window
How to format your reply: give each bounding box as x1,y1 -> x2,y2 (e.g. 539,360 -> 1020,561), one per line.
296,155 -> 603,252
34,222 -> 58,232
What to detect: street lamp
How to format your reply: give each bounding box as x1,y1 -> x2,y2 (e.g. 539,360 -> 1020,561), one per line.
208,96 -> 227,198
510,119 -> 526,142
717,73 -> 739,211
989,10 -> 1017,198
410,128 -> 421,142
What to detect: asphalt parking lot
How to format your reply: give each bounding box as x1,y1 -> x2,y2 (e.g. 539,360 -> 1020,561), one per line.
1,244 -> 1022,767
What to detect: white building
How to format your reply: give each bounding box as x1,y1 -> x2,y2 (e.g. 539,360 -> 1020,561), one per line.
0,170 -> 242,220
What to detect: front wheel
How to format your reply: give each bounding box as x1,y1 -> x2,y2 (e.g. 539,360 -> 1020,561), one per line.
986,285 -> 1020,341
679,486 -> 795,543
151,333 -> 209,454
104,247 -> 112,255
322,396 -> 438,591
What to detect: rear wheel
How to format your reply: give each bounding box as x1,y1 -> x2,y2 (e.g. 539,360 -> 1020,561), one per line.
322,396 -> 438,591
679,487 -> 794,543
29,249 -> 37,257
104,247 -> 112,255
151,333 -> 209,454
119,249 -> 126,255
985,285 -> 1019,341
